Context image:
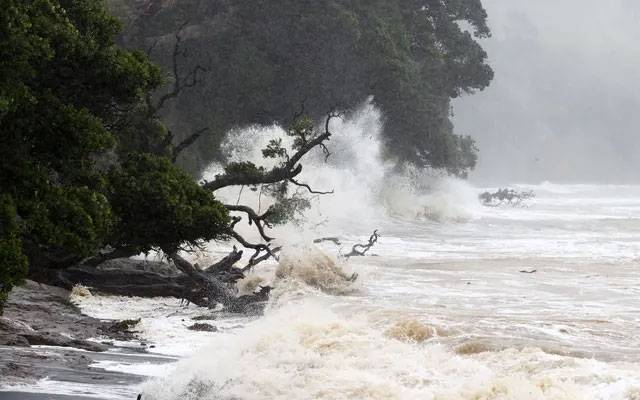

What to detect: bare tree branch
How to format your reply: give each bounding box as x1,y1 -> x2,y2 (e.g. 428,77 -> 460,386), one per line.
146,38 -> 160,58
169,251 -> 234,306
313,237 -> 342,245
243,246 -> 282,272
291,98 -> 307,123
203,113 -> 336,192
153,21 -> 208,113
225,204 -> 274,242
228,229 -> 281,272
172,126 -> 208,162
203,246 -> 243,274
229,230 -> 274,255
289,178 -> 334,195
345,230 -> 380,259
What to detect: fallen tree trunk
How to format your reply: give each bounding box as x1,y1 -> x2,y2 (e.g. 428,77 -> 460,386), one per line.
58,256 -> 272,312
169,252 -> 235,307
59,261 -> 211,307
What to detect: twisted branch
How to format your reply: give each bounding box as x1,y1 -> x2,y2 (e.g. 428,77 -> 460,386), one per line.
203,113 -> 336,192
154,21 -> 208,113
172,127 -> 208,161
345,230 -> 380,259
225,204 -> 274,242
289,178 -> 334,195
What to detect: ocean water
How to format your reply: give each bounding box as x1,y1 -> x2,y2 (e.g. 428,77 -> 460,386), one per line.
5,104 -> 640,399
132,181 -> 640,400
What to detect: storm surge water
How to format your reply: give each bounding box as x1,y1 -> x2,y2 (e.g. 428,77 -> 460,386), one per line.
33,103 -> 640,400
134,103 -> 640,399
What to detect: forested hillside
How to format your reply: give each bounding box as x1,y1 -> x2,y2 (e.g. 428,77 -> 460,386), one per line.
109,0 -> 493,176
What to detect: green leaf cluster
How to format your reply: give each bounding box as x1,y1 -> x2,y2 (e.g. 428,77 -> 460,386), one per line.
108,153 -> 230,254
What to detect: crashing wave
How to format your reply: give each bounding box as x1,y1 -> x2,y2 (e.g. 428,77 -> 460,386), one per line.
272,245 -> 359,298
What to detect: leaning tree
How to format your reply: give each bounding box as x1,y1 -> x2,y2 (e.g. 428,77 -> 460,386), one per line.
0,0 -> 372,314
65,112 -> 345,311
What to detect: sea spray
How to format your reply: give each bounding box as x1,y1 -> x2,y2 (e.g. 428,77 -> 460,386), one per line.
273,244 -> 359,297
202,100 -> 483,236
65,181 -> 640,400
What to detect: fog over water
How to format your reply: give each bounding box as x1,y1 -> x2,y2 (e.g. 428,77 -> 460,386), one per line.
453,0 -> 640,185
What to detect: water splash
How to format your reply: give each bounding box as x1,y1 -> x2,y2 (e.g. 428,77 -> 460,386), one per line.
202,100 -> 482,234
273,244 -> 358,297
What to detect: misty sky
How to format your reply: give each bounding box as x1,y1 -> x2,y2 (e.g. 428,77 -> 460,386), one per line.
453,0 -> 640,185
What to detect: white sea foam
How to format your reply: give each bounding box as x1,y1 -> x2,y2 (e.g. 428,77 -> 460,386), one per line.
140,300 -> 640,400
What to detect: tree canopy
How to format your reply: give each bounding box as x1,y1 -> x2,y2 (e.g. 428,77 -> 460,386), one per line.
0,0 -> 230,310
114,0 -> 493,176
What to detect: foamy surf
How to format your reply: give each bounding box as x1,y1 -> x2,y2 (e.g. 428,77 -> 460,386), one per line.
139,299 -> 640,400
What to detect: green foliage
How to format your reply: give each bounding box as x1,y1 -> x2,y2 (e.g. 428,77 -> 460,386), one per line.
262,139 -> 287,160
0,0 -> 179,279
108,153 -> 230,254
288,116 -> 317,150
263,196 -> 312,227
24,187 -> 113,258
259,180 -> 312,226
120,0 -> 493,176
0,196 -> 28,314
221,162 -> 267,182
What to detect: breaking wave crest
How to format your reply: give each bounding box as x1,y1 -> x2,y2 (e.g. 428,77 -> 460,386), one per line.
273,245 -> 359,297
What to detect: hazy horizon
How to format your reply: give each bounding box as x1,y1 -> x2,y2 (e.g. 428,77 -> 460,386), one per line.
453,0 -> 640,185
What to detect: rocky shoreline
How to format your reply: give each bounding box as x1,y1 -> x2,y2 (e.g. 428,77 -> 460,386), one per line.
0,280 -> 145,389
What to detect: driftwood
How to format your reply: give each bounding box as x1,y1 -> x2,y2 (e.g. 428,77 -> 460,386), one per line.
313,237 -> 342,245
344,230 -> 380,259
59,261 -> 211,307
59,255 -> 265,311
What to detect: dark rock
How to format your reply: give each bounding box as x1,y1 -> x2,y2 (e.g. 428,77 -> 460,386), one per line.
187,323 -> 218,332
192,314 -> 217,321
21,332 -> 107,352
107,318 -> 141,332
0,317 -> 106,351
100,318 -> 141,341
225,286 -> 272,313
3,281 -> 105,340
0,280 -> 148,385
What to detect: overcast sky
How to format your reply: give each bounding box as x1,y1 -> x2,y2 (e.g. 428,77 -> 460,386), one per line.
453,0 -> 640,185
